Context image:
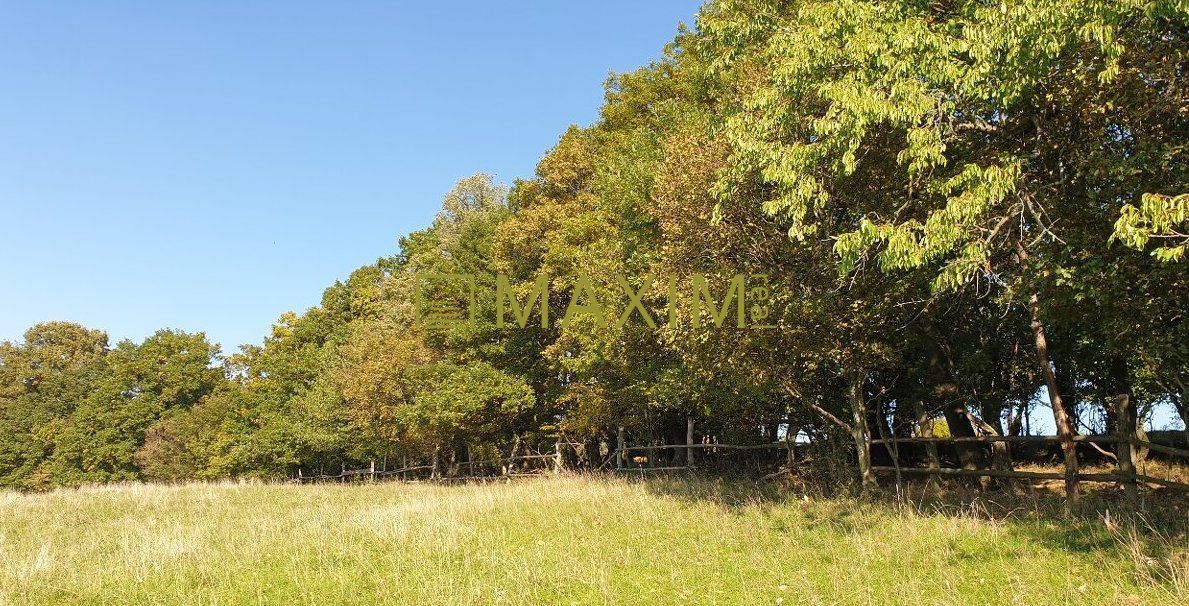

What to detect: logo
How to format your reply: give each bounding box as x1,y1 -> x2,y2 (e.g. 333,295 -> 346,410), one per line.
414,273 -> 779,331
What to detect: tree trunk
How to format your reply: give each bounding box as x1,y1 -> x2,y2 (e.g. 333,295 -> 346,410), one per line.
979,401 -> 1006,436
868,403 -> 895,467
1113,394 -> 1138,503
583,438 -> 600,471
765,421 -> 780,443
873,398 -> 902,495
1134,406 -> 1151,463
616,426 -> 625,470
786,423 -> 800,471
929,339 -> 983,474
1055,371 -> 1081,434
1175,391 -> 1189,449
913,401 -> 941,474
1007,401 -> 1028,436
431,444 -> 442,479
1107,355 -> 1137,459
1167,378 -> 1189,447
964,408 -> 1014,487
670,416 -> 686,467
850,372 -> 877,492
685,415 -> 695,468
1029,293 -> 1079,510
508,434 -> 522,474
941,400 -> 983,473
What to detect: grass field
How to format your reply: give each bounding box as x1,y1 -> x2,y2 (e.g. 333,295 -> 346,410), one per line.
1,476 -> 1185,605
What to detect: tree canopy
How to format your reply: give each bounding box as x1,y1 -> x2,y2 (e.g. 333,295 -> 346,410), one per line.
1,0 -> 1185,488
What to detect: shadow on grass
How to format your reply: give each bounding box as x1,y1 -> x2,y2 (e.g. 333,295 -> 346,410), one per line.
627,470 -> 1188,563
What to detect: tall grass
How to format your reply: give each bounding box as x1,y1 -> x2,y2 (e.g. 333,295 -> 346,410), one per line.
0,476 -> 1184,605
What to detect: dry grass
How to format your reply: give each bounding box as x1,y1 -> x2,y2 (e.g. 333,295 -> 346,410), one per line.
0,475 -> 1185,605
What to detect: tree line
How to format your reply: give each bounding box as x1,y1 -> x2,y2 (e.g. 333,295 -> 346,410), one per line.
1,0 -> 1186,489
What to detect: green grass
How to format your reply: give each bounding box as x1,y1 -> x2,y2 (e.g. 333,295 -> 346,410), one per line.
0,476 -> 1184,605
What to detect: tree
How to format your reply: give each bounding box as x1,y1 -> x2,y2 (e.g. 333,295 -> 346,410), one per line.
41,330 -> 222,486
0,322 -> 109,488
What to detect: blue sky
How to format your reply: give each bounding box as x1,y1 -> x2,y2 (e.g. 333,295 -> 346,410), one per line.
0,1 -> 702,353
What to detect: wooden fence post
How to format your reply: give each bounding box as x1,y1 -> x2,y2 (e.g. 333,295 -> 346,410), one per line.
553,440 -> 563,474
369,460 -> 375,483
686,416 -> 695,468
1114,394 -> 1138,504
616,426 -> 625,470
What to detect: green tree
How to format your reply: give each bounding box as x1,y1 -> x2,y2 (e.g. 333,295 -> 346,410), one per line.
0,322 -> 109,488
41,330 -> 222,486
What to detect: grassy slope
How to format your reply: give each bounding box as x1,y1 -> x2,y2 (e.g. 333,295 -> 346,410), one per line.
0,476 -> 1184,605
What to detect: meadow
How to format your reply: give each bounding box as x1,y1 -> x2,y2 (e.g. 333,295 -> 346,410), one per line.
1,475 -> 1185,605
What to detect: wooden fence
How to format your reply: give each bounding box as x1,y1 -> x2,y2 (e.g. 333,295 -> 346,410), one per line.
295,451 -> 564,484
295,434 -> 1187,490
294,408 -> 1188,512
864,392 -> 1189,509
867,434 -> 1189,492
610,433 -> 1188,485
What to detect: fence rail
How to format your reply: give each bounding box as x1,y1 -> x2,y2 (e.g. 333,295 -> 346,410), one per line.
1135,439 -> 1189,459
868,434 -> 1120,445
870,466 -> 1189,491
291,407 -> 1187,507
857,393 -> 1189,510
295,433 -> 1187,486
620,442 -> 788,452
295,452 -> 562,484
870,466 -> 1123,482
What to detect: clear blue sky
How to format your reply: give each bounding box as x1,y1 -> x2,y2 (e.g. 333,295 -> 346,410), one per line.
0,1 -> 702,353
